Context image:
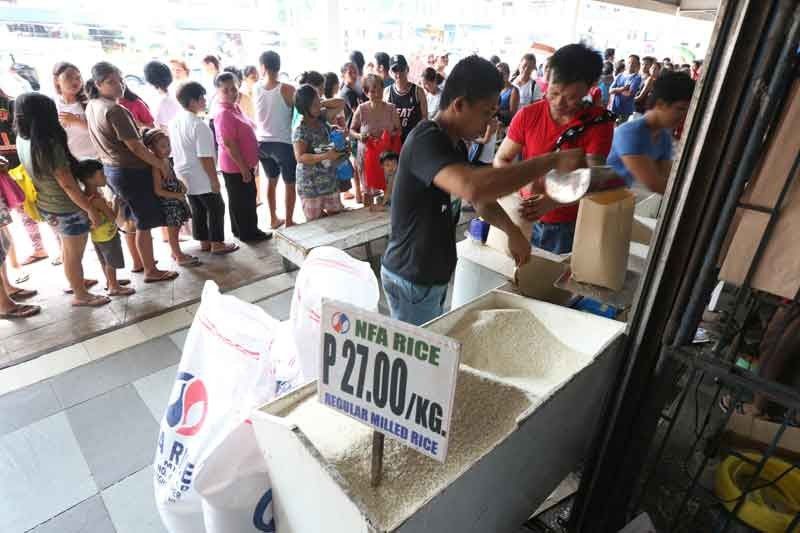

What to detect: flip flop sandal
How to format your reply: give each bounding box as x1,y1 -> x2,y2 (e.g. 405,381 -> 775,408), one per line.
108,287 -> 136,297
104,279 -> 131,291
14,273 -> 31,284
175,256 -> 201,267
144,271 -> 179,284
131,260 -> 157,274
63,279 -> 99,294
211,244 -> 240,256
72,294 -> 111,308
21,255 -> 47,266
51,257 -> 63,266
0,303 -> 41,319
9,288 -> 37,300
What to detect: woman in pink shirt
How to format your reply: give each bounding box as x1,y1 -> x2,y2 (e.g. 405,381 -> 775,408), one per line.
213,73 -> 270,242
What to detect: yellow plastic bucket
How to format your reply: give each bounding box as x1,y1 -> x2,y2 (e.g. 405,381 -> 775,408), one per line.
714,452 -> 800,532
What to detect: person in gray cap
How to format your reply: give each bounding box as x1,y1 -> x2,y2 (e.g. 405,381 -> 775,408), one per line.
384,54 -> 427,142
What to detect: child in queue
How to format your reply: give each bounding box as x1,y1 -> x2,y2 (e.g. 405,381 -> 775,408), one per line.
142,129 -> 198,267
72,159 -> 135,297
379,150 -> 398,207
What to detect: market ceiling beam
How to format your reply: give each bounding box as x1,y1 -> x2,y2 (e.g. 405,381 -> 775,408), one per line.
595,0 -> 720,19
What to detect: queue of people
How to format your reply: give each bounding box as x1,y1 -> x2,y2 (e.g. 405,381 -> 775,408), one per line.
0,43 -> 695,322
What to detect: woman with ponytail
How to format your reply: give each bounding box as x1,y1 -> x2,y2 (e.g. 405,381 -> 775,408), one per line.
85,62 -> 178,284
14,92 -> 109,307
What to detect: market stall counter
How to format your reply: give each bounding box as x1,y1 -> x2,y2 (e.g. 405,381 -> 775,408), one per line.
275,207 -> 476,270
251,289 -> 626,533
275,207 -> 391,270
452,192 -> 659,317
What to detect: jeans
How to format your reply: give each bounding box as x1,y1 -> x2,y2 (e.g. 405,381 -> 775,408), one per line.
381,267 -> 448,326
532,220 -> 576,255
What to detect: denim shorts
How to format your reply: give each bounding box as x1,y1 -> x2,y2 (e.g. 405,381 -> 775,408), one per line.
532,220 -> 576,255
39,208 -> 90,237
380,267 -> 448,326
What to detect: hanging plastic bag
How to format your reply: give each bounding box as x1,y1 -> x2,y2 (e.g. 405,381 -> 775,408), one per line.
7,164 -> 40,221
362,136 -> 386,191
154,281 -> 278,533
363,131 -> 401,191
0,170 -> 24,210
381,128 -> 402,154
289,246 -> 380,382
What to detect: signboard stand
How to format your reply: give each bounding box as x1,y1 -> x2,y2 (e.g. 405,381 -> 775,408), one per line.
319,299 -> 462,474
371,432 -> 385,486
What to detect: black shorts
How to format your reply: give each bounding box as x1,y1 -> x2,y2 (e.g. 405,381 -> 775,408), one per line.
93,233 -> 125,269
258,141 -> 297,184
104,165 -> 166,231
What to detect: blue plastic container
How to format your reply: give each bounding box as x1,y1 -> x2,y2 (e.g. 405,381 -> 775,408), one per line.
468,218 -> 490,243
330,130 -> 347,152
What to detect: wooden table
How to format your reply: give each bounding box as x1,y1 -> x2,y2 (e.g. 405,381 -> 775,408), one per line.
275,208 -> 391,270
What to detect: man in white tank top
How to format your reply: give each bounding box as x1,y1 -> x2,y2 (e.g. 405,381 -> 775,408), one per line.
254,50 -> 297,228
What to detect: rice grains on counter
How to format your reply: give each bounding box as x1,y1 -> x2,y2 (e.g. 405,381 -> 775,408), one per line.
447,309 -> 587,395
283,369 -> 531,531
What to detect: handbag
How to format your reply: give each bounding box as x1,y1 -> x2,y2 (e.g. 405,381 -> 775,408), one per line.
8,164 -> 41,221
0,170 -> 24,210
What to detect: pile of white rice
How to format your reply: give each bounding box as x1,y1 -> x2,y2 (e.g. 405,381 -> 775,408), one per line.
447,309 -> 587,396
283,369 -> 531,530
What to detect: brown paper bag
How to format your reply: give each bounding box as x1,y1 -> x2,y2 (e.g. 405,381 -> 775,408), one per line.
484,193 -> 572,304
571,189 -> 635,291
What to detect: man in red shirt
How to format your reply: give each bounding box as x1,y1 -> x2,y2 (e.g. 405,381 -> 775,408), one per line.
494,43 -> 615,254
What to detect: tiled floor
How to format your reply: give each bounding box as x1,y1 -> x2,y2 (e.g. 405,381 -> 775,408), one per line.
0,284 -> 297,533
0,218 -> 474,532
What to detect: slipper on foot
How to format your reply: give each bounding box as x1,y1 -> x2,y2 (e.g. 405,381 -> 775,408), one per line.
211,244 -> 239,256
144,271 -> 179,284
21,254 -> 48,266
175,256 -> 201,267
0,304 -> 41,319
108,286 -> 136,297
63,279 -> 99,294
72,295 -> 111,308
8,288 -> 37,300
104,279 -> 131,291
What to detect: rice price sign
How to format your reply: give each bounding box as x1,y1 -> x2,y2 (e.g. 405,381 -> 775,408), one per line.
319,299 -> 461,462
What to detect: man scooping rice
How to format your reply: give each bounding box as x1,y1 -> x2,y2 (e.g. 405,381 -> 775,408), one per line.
381,55 -> 586,326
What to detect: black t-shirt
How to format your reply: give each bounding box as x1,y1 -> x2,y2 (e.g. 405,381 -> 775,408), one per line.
339,85 -> 366,129
387,83 -> 423,142
382,120 -> 466,285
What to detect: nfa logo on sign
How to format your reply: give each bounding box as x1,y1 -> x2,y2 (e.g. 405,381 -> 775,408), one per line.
166,372 -> 208,437
331,311 -> 351,334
